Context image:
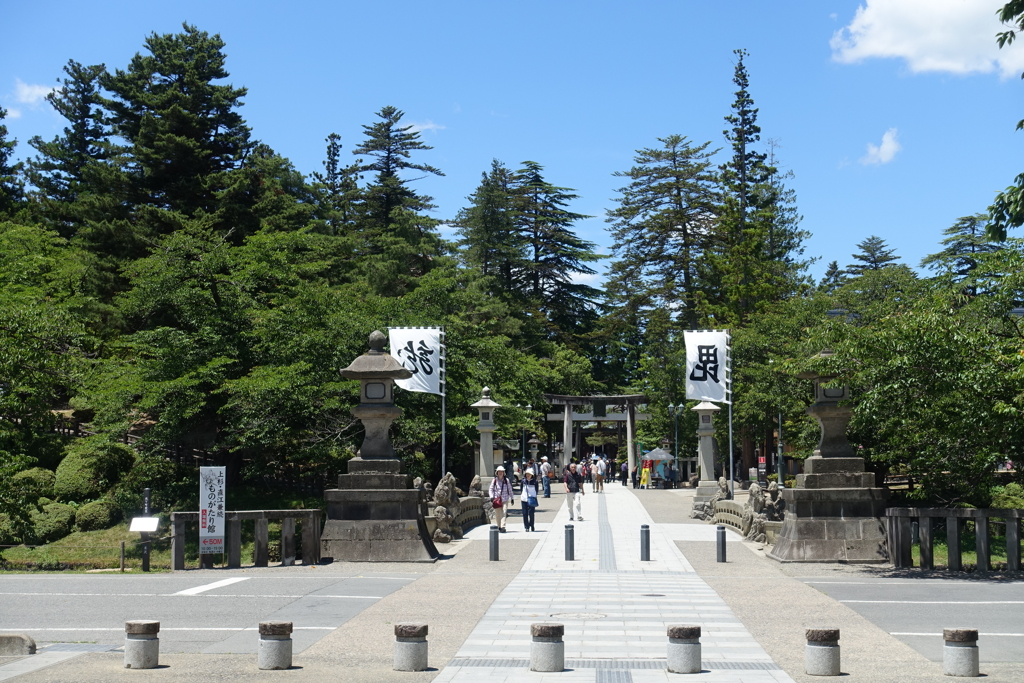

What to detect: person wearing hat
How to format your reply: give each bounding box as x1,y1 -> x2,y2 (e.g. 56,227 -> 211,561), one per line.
540,456 -> 552,498
489,465 -> 514,532
520,468 -> 539,532
563,462 -> 585,521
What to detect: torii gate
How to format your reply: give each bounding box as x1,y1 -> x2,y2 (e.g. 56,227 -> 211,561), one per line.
543,394 -> 649,474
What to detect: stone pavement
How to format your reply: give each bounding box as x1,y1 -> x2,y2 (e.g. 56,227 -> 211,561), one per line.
435,484 -> 793,682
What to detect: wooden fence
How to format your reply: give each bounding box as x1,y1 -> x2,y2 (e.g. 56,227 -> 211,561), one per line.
169,509 -> 322,570
887,507 -> 1023,571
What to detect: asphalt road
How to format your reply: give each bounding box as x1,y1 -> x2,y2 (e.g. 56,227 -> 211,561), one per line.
803,577 -> 1024,663
0,571 -> 418,654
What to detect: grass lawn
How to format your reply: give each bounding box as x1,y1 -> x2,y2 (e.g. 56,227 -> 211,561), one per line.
0,486 -> 324,572
909,524 -> 1019,571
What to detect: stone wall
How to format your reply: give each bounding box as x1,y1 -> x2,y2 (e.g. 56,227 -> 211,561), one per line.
425,496 -> 488,537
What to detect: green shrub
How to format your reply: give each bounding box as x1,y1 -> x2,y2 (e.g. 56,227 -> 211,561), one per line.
112,455 -> 197,519
13,467 -> 55,499
991,483 -> 1024,510
0,513 -> 17,546
30,500 -> 76,544
74,500 -> 120,532
54,438 -> 135,502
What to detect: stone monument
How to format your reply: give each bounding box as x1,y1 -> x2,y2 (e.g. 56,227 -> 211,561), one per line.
767,352 -> 888,563
691,402 -> 722,506
319,331 -> 439,562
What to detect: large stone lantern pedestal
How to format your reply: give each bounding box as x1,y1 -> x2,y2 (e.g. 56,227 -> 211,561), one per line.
320,331 -> 439,563
767,361 -> 888,564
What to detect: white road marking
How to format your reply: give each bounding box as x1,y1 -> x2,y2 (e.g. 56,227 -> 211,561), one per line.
9,627 -> 336,631
172,577 -> 250,595
0,592 -> 381,599
842,600 -> 1024,604
891,632 -> 1024,637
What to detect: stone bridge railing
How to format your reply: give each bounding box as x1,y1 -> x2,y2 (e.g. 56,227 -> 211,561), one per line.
170,510 -> 322,570
425,496 -> 489,537
712,500 -> 744,532
887,507 -> 1022,571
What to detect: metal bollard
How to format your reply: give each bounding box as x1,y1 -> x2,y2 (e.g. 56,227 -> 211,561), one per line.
716,525 -> 727,563
258,621 -> 293,670
667,624 -> 701,674
805,628 -> 840,676
943,629 -> 979,677
124,620 -> 159,669
394,623 -> 428,672
565,524 -> 574,561
489,525 -> 499,561
640,524 -> 650,561
530,623 -> 564,672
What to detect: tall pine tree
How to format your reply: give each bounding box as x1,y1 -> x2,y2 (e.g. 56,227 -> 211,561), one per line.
0,107 -> 23,219
454,159 -> 523,292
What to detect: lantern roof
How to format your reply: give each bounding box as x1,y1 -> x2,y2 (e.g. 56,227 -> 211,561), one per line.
470,386 -> 501,409
340,330 -> 413,380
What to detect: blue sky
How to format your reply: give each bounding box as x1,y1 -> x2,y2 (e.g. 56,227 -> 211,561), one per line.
4,1 -> 1023,284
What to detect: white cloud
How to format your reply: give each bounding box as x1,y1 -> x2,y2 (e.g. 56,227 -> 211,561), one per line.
570,271 -> 603,286
831,0 -> 1024,78
5,107 -> 22,119
861,128 -> 901,165
407,120 -> 445,134
15,78 -> 54,105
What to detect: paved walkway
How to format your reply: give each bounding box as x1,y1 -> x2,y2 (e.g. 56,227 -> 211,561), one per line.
435,484 -> 793,682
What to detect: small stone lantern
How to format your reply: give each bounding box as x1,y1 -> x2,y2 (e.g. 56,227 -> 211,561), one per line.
691,401 -> 721,505
528,435 -> 541,464
795,350 -> 854,460
471,387 -> 501,483
339,330 -> 412,461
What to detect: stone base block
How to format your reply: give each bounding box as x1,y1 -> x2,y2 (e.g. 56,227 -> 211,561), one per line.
805,642 -> 840,676
692,481 -> 721,506
320,519 -> 438,562
797,472 -> 876,489
394,638 -> 428,671
258,635 -> 292,670
0,633 -> 36,656
124,635 -> 159,669
767,486 -> 889,564
803,456 -> 864,474
667,640 -> 701,674
530,639 -> 564,672
943,642 -> 979,677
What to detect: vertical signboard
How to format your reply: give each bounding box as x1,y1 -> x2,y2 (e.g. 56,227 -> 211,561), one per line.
199,467 -> 226,555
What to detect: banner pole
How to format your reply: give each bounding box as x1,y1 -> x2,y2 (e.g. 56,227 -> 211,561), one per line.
441,392 -> 446,476
728,401 -> 734,499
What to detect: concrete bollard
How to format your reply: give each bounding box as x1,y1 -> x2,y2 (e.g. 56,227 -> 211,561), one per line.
565,524 -> 574,561
943,628 -> 979,677
530,623 -> 564,672
124,620 -> 159,669
667,624 -> 701,674
393,623 -> 428,672
258,621 -> 293,670
489,525 -> 499,561
716,525 -> 727,562
805,628 -> 840,676
640,524 -> 651,561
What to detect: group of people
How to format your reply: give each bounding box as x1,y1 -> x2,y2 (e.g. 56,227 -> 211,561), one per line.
487,454 -> 622,532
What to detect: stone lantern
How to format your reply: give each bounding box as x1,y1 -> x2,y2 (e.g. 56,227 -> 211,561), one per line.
319,331 -> 439,563
470,387 -> 501,486
691,402 -> 721,505
528,435 -> 541,461
766,350 -> 889,564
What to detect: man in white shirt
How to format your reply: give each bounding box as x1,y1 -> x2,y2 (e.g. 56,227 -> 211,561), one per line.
540,456 -> 552,498
594,457 -> 605,492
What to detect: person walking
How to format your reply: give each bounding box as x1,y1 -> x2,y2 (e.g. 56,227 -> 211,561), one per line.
540,456 -> 552,498
631,464 -> 639,489
621,460 -> 628,486
489,466 -> 514,532
520,469 -> 538,532
564,462 -> 585,521
594,457 -> 605,492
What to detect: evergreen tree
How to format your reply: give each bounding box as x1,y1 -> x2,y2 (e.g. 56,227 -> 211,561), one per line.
846,235 -> 900,276
605,135 -> 719,330
310,132 -> 360,236
351,106 -> 445,295
26,61 -> 110,238
453,159 -> 523,292
920,213 -> 1000,279
101,23 -> 253,238
0,108 -> 24,218
819,260 -> 846,293
510,161 -> 600,342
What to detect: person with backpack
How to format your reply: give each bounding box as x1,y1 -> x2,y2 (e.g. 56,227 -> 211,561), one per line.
520,469 -> 539,532
564,462 -> 585,521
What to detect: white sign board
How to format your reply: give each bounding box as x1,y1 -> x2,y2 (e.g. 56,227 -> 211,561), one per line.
684,330 -> 731,404
199,467 -> 226,555
129,516 -> 159,533
388,327 -> 444,395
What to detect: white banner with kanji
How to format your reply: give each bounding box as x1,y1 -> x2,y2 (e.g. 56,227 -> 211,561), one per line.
199,467 -> 226,555
388,327 -> 444,396
684,330 -> 731,404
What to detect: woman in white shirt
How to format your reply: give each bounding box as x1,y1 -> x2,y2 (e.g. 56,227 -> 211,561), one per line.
489,466 -> 514,532
520,469 -> 538,532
